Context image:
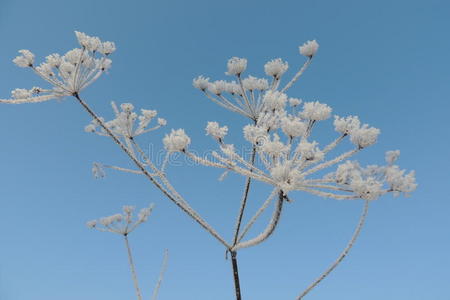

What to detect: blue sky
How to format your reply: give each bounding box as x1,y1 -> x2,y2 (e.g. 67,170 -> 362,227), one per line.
0,0 -> 449,299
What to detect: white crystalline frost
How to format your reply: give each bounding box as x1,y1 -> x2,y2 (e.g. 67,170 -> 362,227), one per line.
243,124 -> 268,145
262,90 -> 287,111
334,115 -> 361,134
225,57 -> 247,76
264,58 -> 289,78
385,150 -> 400,164
193,76 -> 210,91
281,117 -> 306,138
349,124 -> 380,148
299,40 -> 319,57
300,101 -> 332,121
163,129 -> 191,152
13,50 -> 35,67
206,121 -> 228,140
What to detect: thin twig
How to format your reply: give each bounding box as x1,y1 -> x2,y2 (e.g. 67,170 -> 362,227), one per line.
151,249 -> 169,300
124,234 -> 143,300
296,200 -> 370,299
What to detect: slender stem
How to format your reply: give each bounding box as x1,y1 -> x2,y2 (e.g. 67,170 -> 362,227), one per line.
152,249 -> 169,300
296,200 -> 370,299
230,251 -> 242,300
73,93 -> 231,248
232,146 -> 257,246
124,234 -> 143,300
233,191 -> 284,251
281,58 -> 312,93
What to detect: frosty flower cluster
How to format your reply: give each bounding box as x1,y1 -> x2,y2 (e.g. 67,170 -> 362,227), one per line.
1,31 -> 115,104
192,40 -> 320,121
185,40 -> 416,201
85,101 -> 166,139
87,204 -> 154,235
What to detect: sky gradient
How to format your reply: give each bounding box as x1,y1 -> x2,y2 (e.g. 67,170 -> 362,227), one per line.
0,0 -> 449,299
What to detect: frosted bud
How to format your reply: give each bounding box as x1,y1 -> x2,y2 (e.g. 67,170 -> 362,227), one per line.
263,90 -> 287,111
13,49 -> 35,67
243,124 -> 267,145
220,144 -> 236,157
350,177 -> 383,200
299,40 -> 319,57
281,117 -> 306,137
385,150 -> 400,164
261,134 -> 290,156
163,129 -> 191,152
225,81 -> 242,95
193,76 -> 210,91
11,88 -> 32,99
138,205 -> 154,223
349,124 -> 380,149
225,57 -> 247,76
300,101 -> 332,121
207,80 -> 228,95
86,220 -> 97,228
334,115 -> 360,134
335,161 -> 360,184
100,41 -> 116,55
141,109 -> 157,119
100,58 -> 112,71
75,31 -> 89,47
120,103 -> 134,112
289,98 -> 302,107
45,54 -> 62,68
242,76 -> 269,91
158,118 -> 167,126
36,63 -> 54,77
297,140 -> 324,161
264,58 -> 289,79
206,121 -> 228,141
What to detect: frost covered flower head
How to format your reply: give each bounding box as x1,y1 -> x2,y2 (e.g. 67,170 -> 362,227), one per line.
299,40 -> 319,57
87,204 -> 154,235
2,31 -> 115,104
225,57 -> 247,76
206,122 -> 228,142
300,101 -> 332,121
163,129 -> 191,152
85,101 -> 166,139
193,76 -> 210,91
349,124 -> 380,149
264,58 -> 289,79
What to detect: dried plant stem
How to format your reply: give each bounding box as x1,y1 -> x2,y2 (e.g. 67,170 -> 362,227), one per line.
230,251 -> 242,300
232,146 -> 257,246
152,249 -> 169,300
74,93 -> 230,248
281,58 -> 312,93
233,191 -> 284,251
296,200 -> 370,299
124,234 -> 143,300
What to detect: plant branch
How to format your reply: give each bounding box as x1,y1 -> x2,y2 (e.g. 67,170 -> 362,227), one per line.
124,234 -> 143,300
296,200 -> 370,299
74,93 -> 230,248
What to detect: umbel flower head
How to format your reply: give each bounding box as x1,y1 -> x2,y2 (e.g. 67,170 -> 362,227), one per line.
1,31 -> 115,104
87,204 -> 154,235
192,40 -> 320,120
85,101 -> 166,139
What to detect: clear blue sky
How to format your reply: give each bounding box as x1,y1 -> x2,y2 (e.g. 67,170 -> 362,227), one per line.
0,0 -> 449,299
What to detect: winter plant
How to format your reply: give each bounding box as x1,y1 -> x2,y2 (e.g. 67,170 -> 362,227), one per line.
87,204 -> 169,300
0,32 -> 417,299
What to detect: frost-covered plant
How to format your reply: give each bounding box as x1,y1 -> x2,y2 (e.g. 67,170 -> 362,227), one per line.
1,32 -> 416,300
87,204 -> 168,300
